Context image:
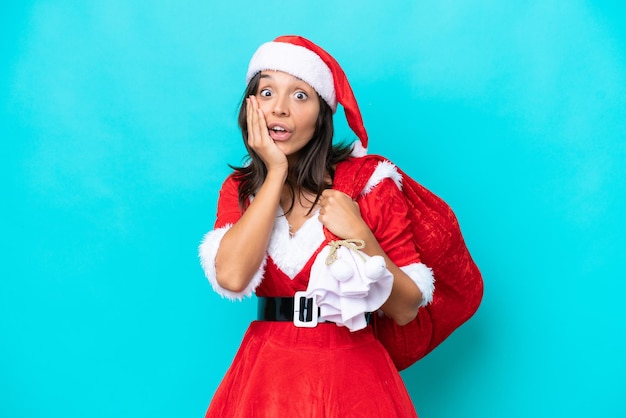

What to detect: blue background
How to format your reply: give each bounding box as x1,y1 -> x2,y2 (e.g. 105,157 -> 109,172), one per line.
2,1 -> 625,417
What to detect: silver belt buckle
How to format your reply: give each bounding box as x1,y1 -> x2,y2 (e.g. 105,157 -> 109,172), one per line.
293,291 -> 319,328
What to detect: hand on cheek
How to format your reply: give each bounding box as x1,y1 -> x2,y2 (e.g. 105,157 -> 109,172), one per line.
246,96 -> 288,171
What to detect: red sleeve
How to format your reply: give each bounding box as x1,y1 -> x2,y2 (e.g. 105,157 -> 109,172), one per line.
356,178 -> 421,268
214,175 -> 243,229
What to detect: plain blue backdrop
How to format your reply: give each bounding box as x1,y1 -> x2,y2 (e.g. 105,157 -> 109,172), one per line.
2,1 -> 625,417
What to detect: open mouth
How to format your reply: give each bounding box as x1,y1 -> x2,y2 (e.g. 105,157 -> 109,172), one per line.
268,125 -> 291,141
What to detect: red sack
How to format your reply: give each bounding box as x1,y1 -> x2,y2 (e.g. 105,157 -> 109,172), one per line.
333,155 -> 484,371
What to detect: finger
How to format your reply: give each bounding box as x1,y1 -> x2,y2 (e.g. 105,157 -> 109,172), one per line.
250,97 -> 263,144
256,104 -> 269,140
249,96 -> 270,147
320,190 -> 334,203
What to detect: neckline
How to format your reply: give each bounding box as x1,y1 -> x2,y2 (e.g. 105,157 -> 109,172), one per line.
268,206 -> 325,279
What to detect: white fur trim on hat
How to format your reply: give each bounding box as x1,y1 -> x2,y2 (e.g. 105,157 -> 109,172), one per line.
401,262 -> 435,307
350,139 -> 368,157
246,41 -> 337,111
198,224 -> 266,300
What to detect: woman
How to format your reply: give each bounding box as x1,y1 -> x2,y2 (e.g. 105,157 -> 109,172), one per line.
199,35 -> 481,417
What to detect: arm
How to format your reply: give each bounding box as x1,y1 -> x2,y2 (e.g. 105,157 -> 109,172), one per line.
214,96 -> 288,292
358,225 -> 423,326
214,170 -> 285,292
324,157 -> 482,369
318,181 -> 425,325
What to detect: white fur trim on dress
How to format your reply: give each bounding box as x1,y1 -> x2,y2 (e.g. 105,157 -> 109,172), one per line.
401,262 -> 435,307
198,224 -> 266,300
361,160 -> 403,195
267,207 -> 326,279
246,41 -> 337,111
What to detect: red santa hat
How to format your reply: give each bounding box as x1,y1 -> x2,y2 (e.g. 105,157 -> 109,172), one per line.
246,35 -> 368,157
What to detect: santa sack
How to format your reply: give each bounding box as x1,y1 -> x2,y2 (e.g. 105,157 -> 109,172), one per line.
332,155 -> 484,371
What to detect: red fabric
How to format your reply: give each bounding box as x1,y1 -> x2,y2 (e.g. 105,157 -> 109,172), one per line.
205,156 -> 482,415
214,174 -> 243,229
255,249 -> 324,297
212,157 -> 482,371
356,177 -> 422,267
253,175 -> 421,298
333,156 -> 484,370
206,321 -> 417,418
206,160 -> 425,416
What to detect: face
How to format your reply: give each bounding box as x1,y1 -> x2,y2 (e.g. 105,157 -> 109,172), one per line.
255,70 -> 321,160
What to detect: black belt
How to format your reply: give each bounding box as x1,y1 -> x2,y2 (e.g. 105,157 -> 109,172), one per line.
258,295 -> 372,326
258,296 -> 319,323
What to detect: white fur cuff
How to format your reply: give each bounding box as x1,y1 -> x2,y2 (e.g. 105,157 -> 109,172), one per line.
401,262 -> 435,307
198,225 -> 266,300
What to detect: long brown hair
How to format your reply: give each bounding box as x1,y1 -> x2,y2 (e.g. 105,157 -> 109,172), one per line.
231,72 -> 353,213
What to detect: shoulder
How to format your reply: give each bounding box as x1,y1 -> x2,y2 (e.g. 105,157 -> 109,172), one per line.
216,172 -> 242,208
221,171 -> 240,188
218,172 -> 243,196
215,172 -> 245,226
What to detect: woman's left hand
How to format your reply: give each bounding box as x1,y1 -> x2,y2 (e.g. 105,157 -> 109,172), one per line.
318,190 -> 372,240
319,189 -> 423,325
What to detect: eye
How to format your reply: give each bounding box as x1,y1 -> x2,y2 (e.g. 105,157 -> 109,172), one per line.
294,91 -> 308,100
259,88 -> 272,97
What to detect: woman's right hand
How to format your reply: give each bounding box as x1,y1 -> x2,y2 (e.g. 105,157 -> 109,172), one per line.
214,96 -> 288,292
246,96 -> 288,173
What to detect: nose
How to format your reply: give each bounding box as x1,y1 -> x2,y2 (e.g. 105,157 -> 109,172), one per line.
272,94 -> 290,116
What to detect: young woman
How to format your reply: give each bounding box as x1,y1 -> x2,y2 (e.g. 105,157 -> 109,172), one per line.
199,35 -> 482,417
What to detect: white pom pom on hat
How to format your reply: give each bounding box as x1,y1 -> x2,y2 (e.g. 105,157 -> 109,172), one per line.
246,35 -> 368,157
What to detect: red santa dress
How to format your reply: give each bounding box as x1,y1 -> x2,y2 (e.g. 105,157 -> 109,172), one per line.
198,157 -> 439,417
